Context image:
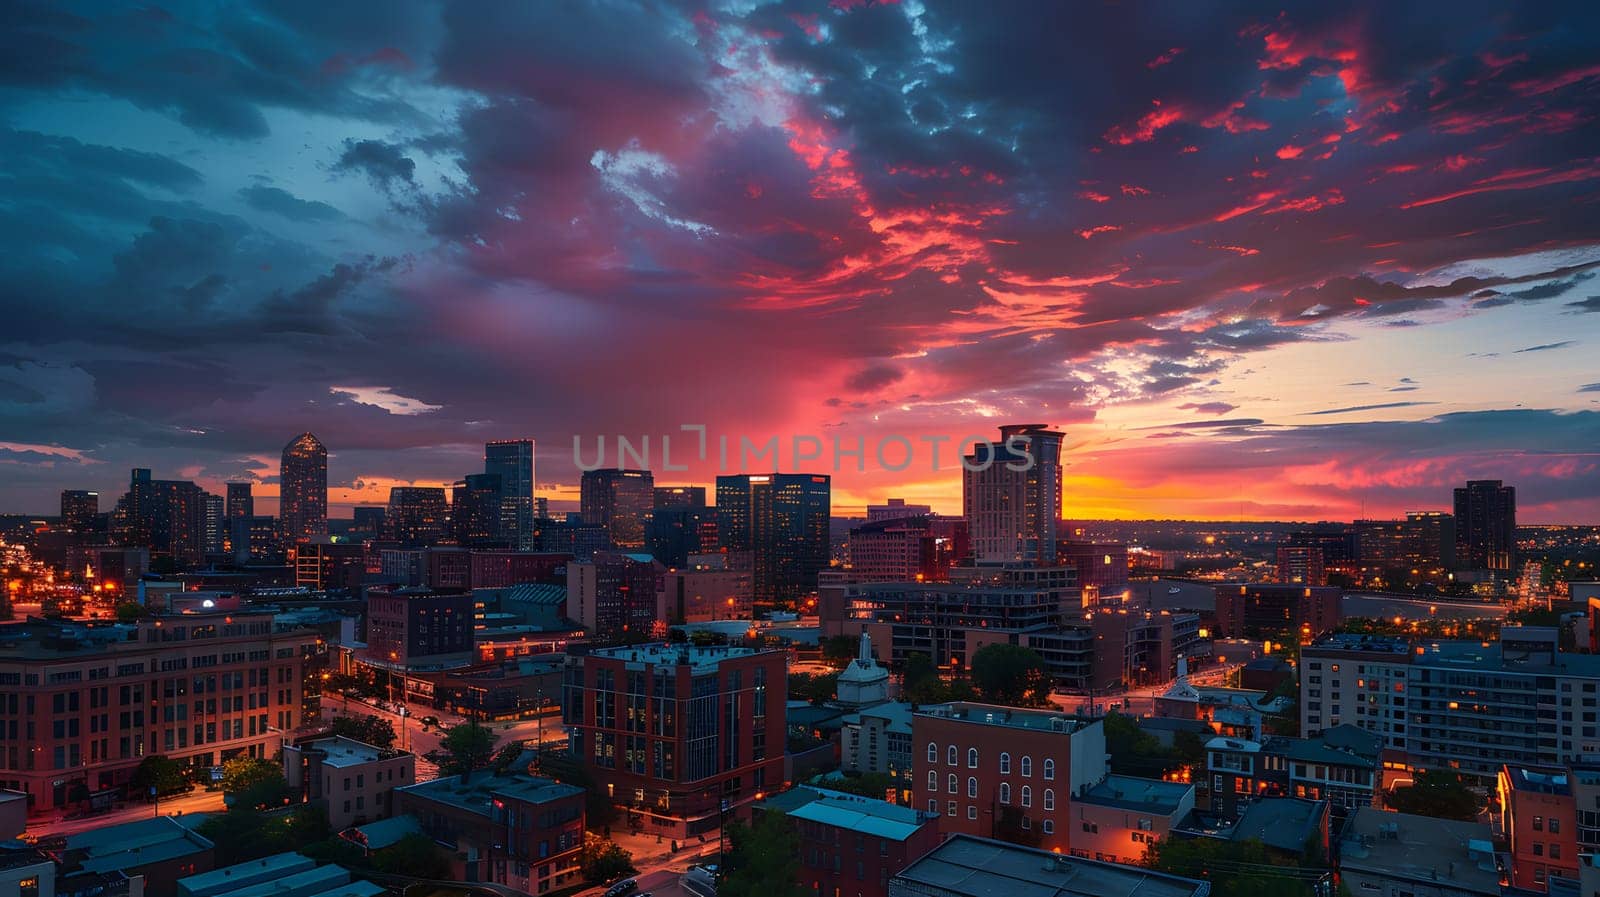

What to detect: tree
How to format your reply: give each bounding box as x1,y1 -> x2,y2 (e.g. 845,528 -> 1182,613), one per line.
1102,712 -> 1189,779
221,756 -> 289,810
788,672 -> 839,705
970,644 -> 1049,706
115,602 -> 148,623
821,635 -> 857,665
130,755 -> 188,798
817,772 -> 898,801
492,739 -> 529,774
438,721 -> 498,780
374,833 -> 452,879
329,714 -> 397,749
900,653 -> 938,699
721,813 -> 807,897
578,831 -> 637,883
1147,835 -> 1313,897
1388,770 -> 1480,821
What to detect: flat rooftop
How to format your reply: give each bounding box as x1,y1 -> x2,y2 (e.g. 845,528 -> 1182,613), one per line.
893,834 -> 1207,897
763,787 -> 934,842
301,736 -> 398,768
1339,807 -> 1499,896
68,815 -> 215,873
587,642 -> 772,672
1079,775 -> 1193,816
915,702 -> 1094,734
1503,765 -> 1572,795
398,772 -> 582,817
1231,798 -> 1325,854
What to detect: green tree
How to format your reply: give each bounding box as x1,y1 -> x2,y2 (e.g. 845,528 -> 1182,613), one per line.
1387,770 -> 1481,821
821,635 -> 857,665
788,672 -> 839,705
1102,712 -> 1187,779
970,644 -> 1049,706
438,721 -> 498,780
130,755 -> 188,798
578,831 -> 637,883
721,813 -> 807,897
817,772 -> 898,801
900,653 -> 937,698
221,756 -> 289,810
1146,835 -> 1313,897
374,833 -> 452,879
115,602 -> 148,623
328,714 -> 397,749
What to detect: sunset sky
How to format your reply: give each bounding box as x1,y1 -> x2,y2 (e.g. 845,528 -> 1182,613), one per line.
2,1 -> 1598,521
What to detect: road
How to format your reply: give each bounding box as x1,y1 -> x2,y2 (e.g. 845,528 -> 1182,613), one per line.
24,788 -> 224,839
1047,663 -> 1242,717
322,693 -> 568,780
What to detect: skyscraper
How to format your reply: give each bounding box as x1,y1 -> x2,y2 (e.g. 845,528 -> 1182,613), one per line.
654,485 -> 707,508
580,468 -> 654,548
452,473 -> 505,546
388,486 -> 449,547
60,489 -> 99,532
280,432 -> 328,545
225,481 -> 253,558
715,473 -> 830,604
202,491 -> 225,556
1454,479 -> 1516,571
114,468 -> 206,566
485,439 -> 536,550
962,424 -> 1063,564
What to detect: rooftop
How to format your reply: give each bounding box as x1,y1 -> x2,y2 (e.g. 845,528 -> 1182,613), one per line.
178,852 -> 312,897
1079,775 -> 1194,815
345,814 -> 423,850
915,702 -> 1095,734
1502,765 -> 1572,795
300,735 -> 401,768
397,771 -> 582,817
586,642 -> 774,671
491,583 -> 568,607
892,833 -> 1207,897
763,787 -> 936,841
1231,798 -> 1326,854
66,814 -> 215,873
1339,807 -> 1499,896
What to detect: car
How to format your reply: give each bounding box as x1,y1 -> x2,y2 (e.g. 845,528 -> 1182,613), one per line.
604,879 -> 638,897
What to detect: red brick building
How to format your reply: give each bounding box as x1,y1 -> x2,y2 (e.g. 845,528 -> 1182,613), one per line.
0,611 -> 320,814
759,786 -> 943,897
1498,765 -> 1579,892
397,771 -> 586,895
469,551 -> 572,589
912,702 -> 1107,854
1213,584 -> 1341,643
562,643 -> 787,837
363,585 -> 474,667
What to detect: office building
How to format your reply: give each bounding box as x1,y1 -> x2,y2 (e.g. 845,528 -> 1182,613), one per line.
657,567 -> 753,623
913,703 -> 1107,854
716,473 -> 831,604
114,468 -> 207,567
292,541 -> 366,593
654,486 -> 706,508
364,586 -> 474,669
467,551 -> 571,590
1354,513 -> 1457,579
386,487 -> 449,548
890,835 -> 1209,897
866,499 -> 932,523
580,468 -> 654,549
484,439 -> 536,551
60,490 -> 99,532
283,735 -> 416,832
280,433 -> 328,546
0,610 -> 321,813
646,502 -> 718,568
1338,808 -> 1500,897
451,474 -> 505,547
224,483 -> 252,556
532,518 -> 611,560
1275,545 -> 1326,586
1213,583 -> 1341,642
848,516 -> 965,583
201,492 -> 224,556
757,786 -> 943,897
396,770 -> 585,896
1055,541 -> 1129,598
350,506 -> 385,536
567,552 -> 663,641
1455,479 -> 1516,572
561,643 -> 787,837
962,425 -> 1063,565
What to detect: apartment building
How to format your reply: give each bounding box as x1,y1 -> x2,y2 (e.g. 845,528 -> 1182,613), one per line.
0,611 -> 320,813
284,735 -> 416,831
396,772 -> 586,896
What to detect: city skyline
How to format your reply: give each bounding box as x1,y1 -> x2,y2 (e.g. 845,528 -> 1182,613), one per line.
2,2 -> 1599,522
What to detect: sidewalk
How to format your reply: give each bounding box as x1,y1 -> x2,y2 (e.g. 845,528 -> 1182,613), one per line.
610,826 -> 721,871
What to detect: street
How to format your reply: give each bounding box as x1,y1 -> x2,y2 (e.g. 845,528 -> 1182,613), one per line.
1047,662 -> 1242,717
24,787 -> 224,839
322,693 -> 568,780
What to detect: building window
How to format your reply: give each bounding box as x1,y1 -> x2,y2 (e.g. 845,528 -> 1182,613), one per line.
968,777 -> 977,798
1043,759 -> 1055,781
1021,786 -> 1032,808
927,743 -> 937,763
948,800 -> 957,818
1550,818 -> 1561,834
967,805 -> 977,820
928,770 -> 937,791
928,799 -> 938,814
948,745 -> 958,765
967,747 -> 978,768
1534,816 -> 1544,831
948,774 -> 957,794
1021,756 -> 1032,777
1044,789 -> 1054,811
1000,783 -> 1011,805
1042,820 -> 1054,835
1000,752 -> 1011,774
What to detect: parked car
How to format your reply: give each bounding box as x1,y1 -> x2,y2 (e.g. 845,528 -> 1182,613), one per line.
604,879 -> 638,897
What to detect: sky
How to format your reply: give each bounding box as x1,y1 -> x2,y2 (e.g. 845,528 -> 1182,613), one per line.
2,1 -> 1599,522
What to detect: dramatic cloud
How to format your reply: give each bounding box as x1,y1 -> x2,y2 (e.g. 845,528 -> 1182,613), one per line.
1,0 -> 1599,521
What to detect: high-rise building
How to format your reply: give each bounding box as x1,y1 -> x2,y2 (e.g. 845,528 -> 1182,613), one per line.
1214,583 -> 1341,642
225,482 -> 253,557
225,482 -> 253,521
1276,545 -> 1327,586
580,468 -> 654,548
653,485 -> 706,508
201,492 -> 225,556
279,432 -> 328,546
962,425 -> 1063,564
114,468 -> 207,567
364,585 -> 475,667
387,487 -> 449,547
60,490 -> 99,532
716,473 -> 831,604
451,473 -> 505,547
1455,479 -> 1516,571
866,498 -> 932,523
351,506 -> 386,535
485,439 -> 536,550
646,503 -> 717,568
